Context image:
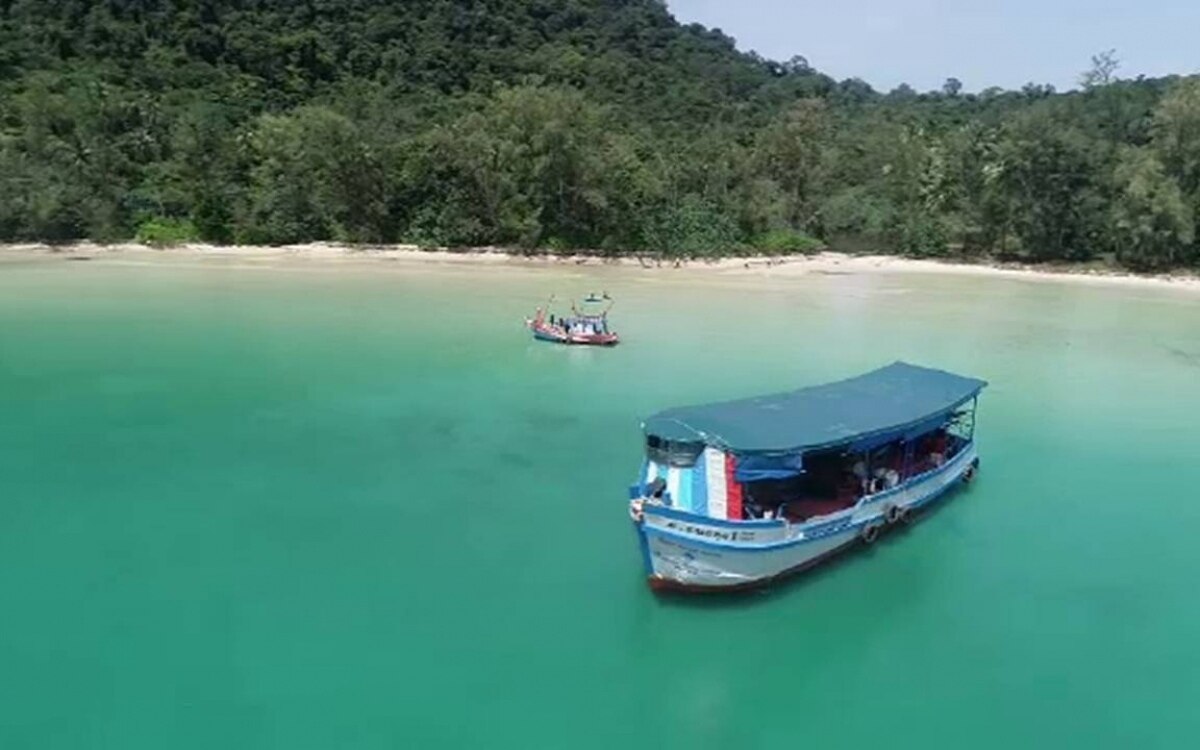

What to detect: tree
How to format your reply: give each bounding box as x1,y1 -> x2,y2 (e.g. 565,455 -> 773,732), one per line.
781,55 -> 812,76
1080,49 -> 1120,90
882,127 -> 954,257
243,107 -> 387,244
158,103 -> 243,243
994,110 -> 1106,262
1151,77 -> 1200,251
643,194 -> 740,258
1021,82 -> 1057,99
1108,147 -> 1194,270
1153,77 -> 1200,196
942,77 -> 964,98
945,123 -> 1008,254
753,99 -> 832,232
405,85 -> 653,250
831,78 -> 875,106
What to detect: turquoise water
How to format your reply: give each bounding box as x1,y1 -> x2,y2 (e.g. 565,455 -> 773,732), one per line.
2,255 -> 1199,747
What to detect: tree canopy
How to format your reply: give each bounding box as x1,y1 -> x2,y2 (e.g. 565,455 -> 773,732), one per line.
2,1 -> 1199,270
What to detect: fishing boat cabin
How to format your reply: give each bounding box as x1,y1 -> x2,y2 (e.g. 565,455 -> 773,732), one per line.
628,362 -> 987,591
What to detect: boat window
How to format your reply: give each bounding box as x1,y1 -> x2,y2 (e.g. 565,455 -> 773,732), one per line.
947,407 -> 975,443
742,448 -> 857,522
645,436 -> 704,467
741,424 -> 971,522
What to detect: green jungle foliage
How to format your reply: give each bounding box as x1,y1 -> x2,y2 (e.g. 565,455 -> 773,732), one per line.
1,2 -> 1198,269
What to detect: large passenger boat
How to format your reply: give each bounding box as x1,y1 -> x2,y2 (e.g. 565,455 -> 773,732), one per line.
628,362 -> 987,592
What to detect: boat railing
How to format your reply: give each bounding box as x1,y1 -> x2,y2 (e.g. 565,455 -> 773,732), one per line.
641,500 -> 788,530
855,441 -> 975,511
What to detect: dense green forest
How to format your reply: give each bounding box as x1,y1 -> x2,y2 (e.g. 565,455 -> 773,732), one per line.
2,1 -> 1199,270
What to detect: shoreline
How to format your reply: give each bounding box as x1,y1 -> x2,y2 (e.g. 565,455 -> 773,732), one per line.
4,241 -> 1200,293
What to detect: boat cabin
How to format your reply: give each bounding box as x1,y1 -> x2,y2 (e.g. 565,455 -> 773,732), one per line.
545,312 -> 611,336
635,362 -> 985,524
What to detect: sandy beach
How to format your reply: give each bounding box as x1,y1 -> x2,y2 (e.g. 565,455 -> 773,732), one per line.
4,241 -> 1200,293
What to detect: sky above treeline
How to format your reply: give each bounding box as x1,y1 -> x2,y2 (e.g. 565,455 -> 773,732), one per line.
668,0 -> 1200,93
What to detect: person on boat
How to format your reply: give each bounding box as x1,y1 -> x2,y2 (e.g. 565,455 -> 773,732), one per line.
837,471 -> 860,502
872,445 -> 901,489
873,465 -> 900,490
852,457 -> 871,493
929,429 -> 949,467
744,499 -> 762,519
745,499 -> 780,521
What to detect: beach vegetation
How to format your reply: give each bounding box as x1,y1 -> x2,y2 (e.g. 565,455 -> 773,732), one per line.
134,217 -> 199,247
0,2 -> 1198,271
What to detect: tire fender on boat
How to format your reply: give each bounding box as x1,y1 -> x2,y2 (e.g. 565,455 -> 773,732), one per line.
860,522 -> 882,544
963,458 -> 979,484
629,499 -> 645,524
884,504 -> 902,525
898,506 -> 913,525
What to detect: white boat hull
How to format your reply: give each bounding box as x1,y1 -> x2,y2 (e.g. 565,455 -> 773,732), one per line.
633,444 -> 979,591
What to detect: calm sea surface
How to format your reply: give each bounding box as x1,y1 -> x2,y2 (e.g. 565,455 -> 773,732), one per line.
2,255 -> 1199,748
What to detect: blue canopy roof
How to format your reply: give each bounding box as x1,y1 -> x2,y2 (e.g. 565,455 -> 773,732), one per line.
643,362 -> 986,455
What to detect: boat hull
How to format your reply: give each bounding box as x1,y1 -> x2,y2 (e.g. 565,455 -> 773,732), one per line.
633,444 -> 979,592
528,323 -> 619,346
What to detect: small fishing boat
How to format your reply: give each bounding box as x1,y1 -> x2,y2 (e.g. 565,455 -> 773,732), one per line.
627,362 -> 987,592
526,294 -> 619,346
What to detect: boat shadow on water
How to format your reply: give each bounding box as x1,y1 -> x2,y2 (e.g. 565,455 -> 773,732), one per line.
648,478 -> 977,610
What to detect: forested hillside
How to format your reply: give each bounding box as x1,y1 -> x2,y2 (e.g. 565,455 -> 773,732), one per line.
2,0 -> 1199,270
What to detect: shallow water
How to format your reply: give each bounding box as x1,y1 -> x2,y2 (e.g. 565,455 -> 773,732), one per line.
1,256 -> 1199,748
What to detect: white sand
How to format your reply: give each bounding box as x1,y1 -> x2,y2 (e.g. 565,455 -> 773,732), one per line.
4,241 -> 1199,293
